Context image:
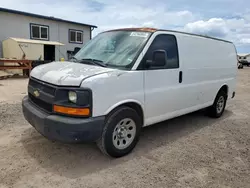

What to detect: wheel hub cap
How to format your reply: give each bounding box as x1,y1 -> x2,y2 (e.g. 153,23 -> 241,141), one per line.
216,96 -> 225,113
117,127 -> 127,138
112,118 -> 136,150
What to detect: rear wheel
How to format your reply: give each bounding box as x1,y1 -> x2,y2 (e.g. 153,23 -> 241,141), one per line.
97,106 -> 142,158
208,90 -> 227,118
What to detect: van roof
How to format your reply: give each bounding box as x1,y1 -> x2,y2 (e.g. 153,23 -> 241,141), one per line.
105,27 -> 232,44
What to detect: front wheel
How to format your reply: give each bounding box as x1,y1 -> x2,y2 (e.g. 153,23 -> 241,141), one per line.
97,106 -> 142,158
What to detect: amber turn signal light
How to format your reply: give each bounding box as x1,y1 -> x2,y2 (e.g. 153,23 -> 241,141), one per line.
53,105 -> 90,116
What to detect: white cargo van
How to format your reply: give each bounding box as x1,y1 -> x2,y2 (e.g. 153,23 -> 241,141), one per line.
22,28 -> 237,157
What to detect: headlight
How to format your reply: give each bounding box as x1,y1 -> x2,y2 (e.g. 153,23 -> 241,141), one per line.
68,91 -> 77,103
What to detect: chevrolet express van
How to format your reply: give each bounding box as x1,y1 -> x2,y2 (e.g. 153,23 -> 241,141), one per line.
22,28 -> 237,157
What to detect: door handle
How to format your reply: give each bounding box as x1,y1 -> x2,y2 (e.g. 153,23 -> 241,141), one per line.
179,71 -> 183,83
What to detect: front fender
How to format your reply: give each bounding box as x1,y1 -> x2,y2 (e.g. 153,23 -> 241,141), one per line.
105,99 -> 145,115
81,70 -> 144,118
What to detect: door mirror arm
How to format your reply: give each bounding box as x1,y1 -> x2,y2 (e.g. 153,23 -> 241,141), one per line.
145,60 -> 153,69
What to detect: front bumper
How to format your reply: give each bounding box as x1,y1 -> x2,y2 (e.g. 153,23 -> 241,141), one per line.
22,96 -> 105,143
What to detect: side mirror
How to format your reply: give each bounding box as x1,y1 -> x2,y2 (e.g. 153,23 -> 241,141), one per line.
146,50 -> 167,68
73,47 -> 81,55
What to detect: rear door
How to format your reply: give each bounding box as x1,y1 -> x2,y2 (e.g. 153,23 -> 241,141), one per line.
140,34 -> 184,125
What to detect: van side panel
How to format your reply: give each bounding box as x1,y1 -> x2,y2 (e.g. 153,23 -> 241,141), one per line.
84,31 -> 237,127
175,32 -> 237,107
133,31 -> 237,126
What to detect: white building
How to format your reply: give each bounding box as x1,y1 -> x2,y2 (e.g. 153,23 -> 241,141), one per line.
0,7 -> 97,61
238,53 -> 250,62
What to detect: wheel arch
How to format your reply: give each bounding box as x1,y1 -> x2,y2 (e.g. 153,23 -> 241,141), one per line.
208,84 -> 229,118
220,84 -> 229,96
215,84 -> 229,101
105,100 -> 145,126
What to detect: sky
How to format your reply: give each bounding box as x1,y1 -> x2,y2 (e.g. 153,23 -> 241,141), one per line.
0,0 -> 250,53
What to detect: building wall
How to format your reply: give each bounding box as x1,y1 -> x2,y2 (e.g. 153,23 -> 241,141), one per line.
0,11 -> 92,61
246,56 -> 250,62
238,56 -> 243,61
238,55 -> 250,62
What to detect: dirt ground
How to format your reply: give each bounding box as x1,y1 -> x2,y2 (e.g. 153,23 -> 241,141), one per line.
0,69 -> 250,188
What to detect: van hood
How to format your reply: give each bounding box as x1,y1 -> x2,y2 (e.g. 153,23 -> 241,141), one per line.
30,61 -> 115,86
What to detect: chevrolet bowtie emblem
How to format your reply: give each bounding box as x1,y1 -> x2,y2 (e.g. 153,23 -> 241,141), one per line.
33,90 -> 40,97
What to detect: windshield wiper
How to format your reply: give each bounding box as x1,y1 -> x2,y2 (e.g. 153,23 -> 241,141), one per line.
79,58 -> 107,67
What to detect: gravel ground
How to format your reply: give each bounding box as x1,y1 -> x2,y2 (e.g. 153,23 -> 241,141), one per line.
0,69 -> 250,188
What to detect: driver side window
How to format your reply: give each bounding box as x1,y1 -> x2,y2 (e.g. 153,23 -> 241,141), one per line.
139,34 -> 179,70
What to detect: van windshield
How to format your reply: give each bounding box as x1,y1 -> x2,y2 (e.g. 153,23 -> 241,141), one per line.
73,30 -> 151,70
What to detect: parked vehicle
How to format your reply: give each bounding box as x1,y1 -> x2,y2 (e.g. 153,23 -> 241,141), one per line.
22,28 -> 237,157
240,59 -> 250,66
238,61 -> 244,69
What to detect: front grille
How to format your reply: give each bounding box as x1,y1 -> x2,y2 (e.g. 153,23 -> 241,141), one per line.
28,79 -> 56,113
29,79 -> 56,96
29,93 -> 53,113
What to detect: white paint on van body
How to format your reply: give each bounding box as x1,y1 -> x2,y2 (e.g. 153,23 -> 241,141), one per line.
82,31 -> 237,126
31,61 -> 114,86
31,30 -> 237,127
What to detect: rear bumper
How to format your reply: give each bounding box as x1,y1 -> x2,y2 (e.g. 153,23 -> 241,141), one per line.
22,96 -> 105,143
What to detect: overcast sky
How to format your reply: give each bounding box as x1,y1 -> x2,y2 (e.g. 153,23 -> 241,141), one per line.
1,0 -> 250,53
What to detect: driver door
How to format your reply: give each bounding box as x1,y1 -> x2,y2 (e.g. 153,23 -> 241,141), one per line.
141,34 -> 185,125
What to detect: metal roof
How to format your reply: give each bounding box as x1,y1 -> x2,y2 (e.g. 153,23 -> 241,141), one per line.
105,27 -> 158,32
104,27 -> 232,44
238,53 -> 250,57
0,7 -> 97,28
8,37 -> 64,46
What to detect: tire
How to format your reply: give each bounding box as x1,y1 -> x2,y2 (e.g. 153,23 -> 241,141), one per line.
207,90 -> 227,118
97,106 -> 142,158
